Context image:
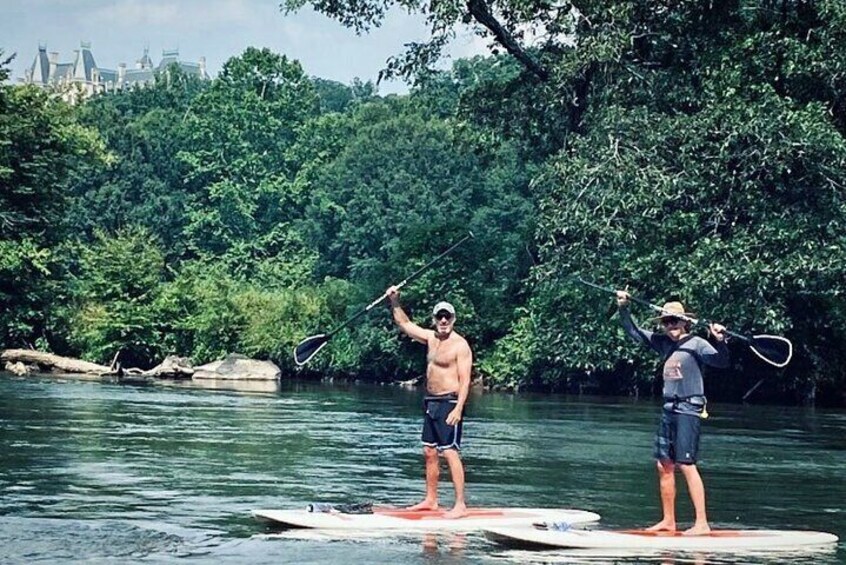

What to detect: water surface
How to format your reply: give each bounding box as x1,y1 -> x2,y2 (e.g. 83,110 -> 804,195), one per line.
0,373 -> 843,563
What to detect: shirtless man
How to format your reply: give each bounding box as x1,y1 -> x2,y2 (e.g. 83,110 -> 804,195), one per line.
387,286 -> 473,519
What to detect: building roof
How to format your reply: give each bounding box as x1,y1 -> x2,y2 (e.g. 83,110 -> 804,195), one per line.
138,47 -> 153,69
22,42 -> 208,93
53,63 -> 74,81
99,69 -> 118,83
72,44 -> 99,82
158,56 -> 178,71
124,68 -> 155,84
156,48 -> 208,79
29,46 -> 50,84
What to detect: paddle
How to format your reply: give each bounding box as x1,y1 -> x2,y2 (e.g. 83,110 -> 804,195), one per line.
575,277 -> 793,368
293,232 -> 474,366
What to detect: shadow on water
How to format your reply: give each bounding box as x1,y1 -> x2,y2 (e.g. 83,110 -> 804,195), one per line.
0,372 -> 843,563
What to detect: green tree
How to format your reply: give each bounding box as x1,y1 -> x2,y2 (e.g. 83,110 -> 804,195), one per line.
484,2 -> 846,403
65,227 -> 167,366
298,94 -> 536,377
178,47 -> 320,280
313,77 -> 377,113
0,53 -> 110,347
69,68 -> 207,257
154,263 -> 353,369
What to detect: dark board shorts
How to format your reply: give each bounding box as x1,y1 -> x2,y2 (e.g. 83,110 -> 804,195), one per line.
421,392 -> 462,452
654,409 -> 701,465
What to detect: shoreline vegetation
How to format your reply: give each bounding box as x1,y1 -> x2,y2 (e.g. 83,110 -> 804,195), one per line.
0,347 -> 812,408
3,4 -> 846,408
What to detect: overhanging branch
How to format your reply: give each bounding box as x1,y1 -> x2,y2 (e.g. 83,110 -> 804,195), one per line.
465,0 -> 550,81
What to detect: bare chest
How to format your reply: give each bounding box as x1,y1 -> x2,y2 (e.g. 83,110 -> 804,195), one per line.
426,337 -> 460,368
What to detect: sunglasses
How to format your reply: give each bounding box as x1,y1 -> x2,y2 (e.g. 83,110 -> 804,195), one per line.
661,317 -> 683,326
434,311 -> 453,321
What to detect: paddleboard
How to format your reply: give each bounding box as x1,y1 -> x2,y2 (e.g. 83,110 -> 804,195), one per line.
485,526 -> 840,552
252,507 -> 600,531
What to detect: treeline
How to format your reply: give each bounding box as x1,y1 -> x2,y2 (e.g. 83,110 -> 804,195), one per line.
2,2 -> 845,406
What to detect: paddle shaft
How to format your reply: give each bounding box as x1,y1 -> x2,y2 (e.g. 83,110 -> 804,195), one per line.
324,232 -> 474,338
575,277 -> 751,343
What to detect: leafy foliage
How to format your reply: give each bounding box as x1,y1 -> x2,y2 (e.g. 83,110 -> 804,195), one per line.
0,57 -> 110,346
65,227 -> 167,365
69,67 -> 206,257
177,48 -> 320,278
2,12 -> 845,406
482,1 -> 846,402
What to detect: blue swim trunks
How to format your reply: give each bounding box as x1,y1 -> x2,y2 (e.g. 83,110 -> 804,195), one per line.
421,392 -> 462,451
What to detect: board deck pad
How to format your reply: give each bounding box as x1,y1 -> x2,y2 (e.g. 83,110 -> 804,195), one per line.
252,507 -> 601,531
484,526 -> 840,552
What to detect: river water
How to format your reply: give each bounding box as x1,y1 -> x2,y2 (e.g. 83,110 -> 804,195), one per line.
0,373 -> 843,564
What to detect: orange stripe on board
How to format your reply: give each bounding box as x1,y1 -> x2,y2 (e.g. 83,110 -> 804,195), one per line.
375,508 -> 509,520
619,530 -> 746,538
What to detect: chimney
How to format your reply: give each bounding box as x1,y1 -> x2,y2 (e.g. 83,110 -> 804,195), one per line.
69,49 -> 79,82
199,56 -> 206,78
49,51 -> 58,80
118,63 -> 126,87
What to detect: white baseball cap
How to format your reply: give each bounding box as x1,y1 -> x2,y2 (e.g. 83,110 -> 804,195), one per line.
432,302 -> 456,317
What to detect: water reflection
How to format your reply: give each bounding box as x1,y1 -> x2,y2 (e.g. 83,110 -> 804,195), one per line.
421,532 -> 467,559
167,378 -> 281,394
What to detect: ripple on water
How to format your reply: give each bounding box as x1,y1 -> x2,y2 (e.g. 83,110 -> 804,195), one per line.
489,545 -> 841,565
0,516 -> 202,561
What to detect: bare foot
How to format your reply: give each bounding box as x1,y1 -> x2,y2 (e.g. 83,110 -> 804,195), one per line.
646,519 -> 676,532
683,523 -> 711,536
406,500 -> 438,511
442,503 -> 468,520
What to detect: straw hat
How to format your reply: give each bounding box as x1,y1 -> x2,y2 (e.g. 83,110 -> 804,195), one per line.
650,301 -> 695,322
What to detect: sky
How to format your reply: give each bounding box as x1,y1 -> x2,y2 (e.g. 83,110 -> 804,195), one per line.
2,0 -> 489,95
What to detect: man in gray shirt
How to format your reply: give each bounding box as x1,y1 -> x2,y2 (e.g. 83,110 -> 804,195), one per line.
617,290 -> 729,535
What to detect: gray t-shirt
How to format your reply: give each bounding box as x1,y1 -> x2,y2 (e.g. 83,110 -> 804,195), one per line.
619,307 -> 729,412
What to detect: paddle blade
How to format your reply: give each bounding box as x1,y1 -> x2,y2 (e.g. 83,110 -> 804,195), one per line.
294,334 -> 330,366
749,335 -> 793,368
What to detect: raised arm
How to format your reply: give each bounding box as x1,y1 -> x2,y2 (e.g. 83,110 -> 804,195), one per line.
617,290 -> 654,347
387,286 -> 432,344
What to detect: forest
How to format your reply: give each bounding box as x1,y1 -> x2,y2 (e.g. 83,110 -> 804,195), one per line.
2,1 -> 844,406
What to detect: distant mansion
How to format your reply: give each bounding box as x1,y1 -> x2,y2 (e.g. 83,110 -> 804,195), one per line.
23,42 -> 209,100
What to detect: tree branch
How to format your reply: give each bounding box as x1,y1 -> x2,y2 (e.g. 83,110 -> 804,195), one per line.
465,0 -> 550,81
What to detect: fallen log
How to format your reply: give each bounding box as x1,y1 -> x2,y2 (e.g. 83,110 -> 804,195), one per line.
120,355 -> 195,379
1,349 -> 109,374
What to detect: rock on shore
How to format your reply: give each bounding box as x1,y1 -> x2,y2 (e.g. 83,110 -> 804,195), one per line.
193,353 -> 281,381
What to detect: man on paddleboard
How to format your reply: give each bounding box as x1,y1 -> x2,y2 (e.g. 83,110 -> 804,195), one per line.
616,291 -> 729,535
387,286 -> 473,519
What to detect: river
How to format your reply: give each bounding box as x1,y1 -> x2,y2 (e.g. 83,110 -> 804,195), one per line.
0,373 -> 843,564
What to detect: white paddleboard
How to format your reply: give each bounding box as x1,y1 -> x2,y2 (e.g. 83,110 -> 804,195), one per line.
485,526 -> 840,552
253,507 -> 600,531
